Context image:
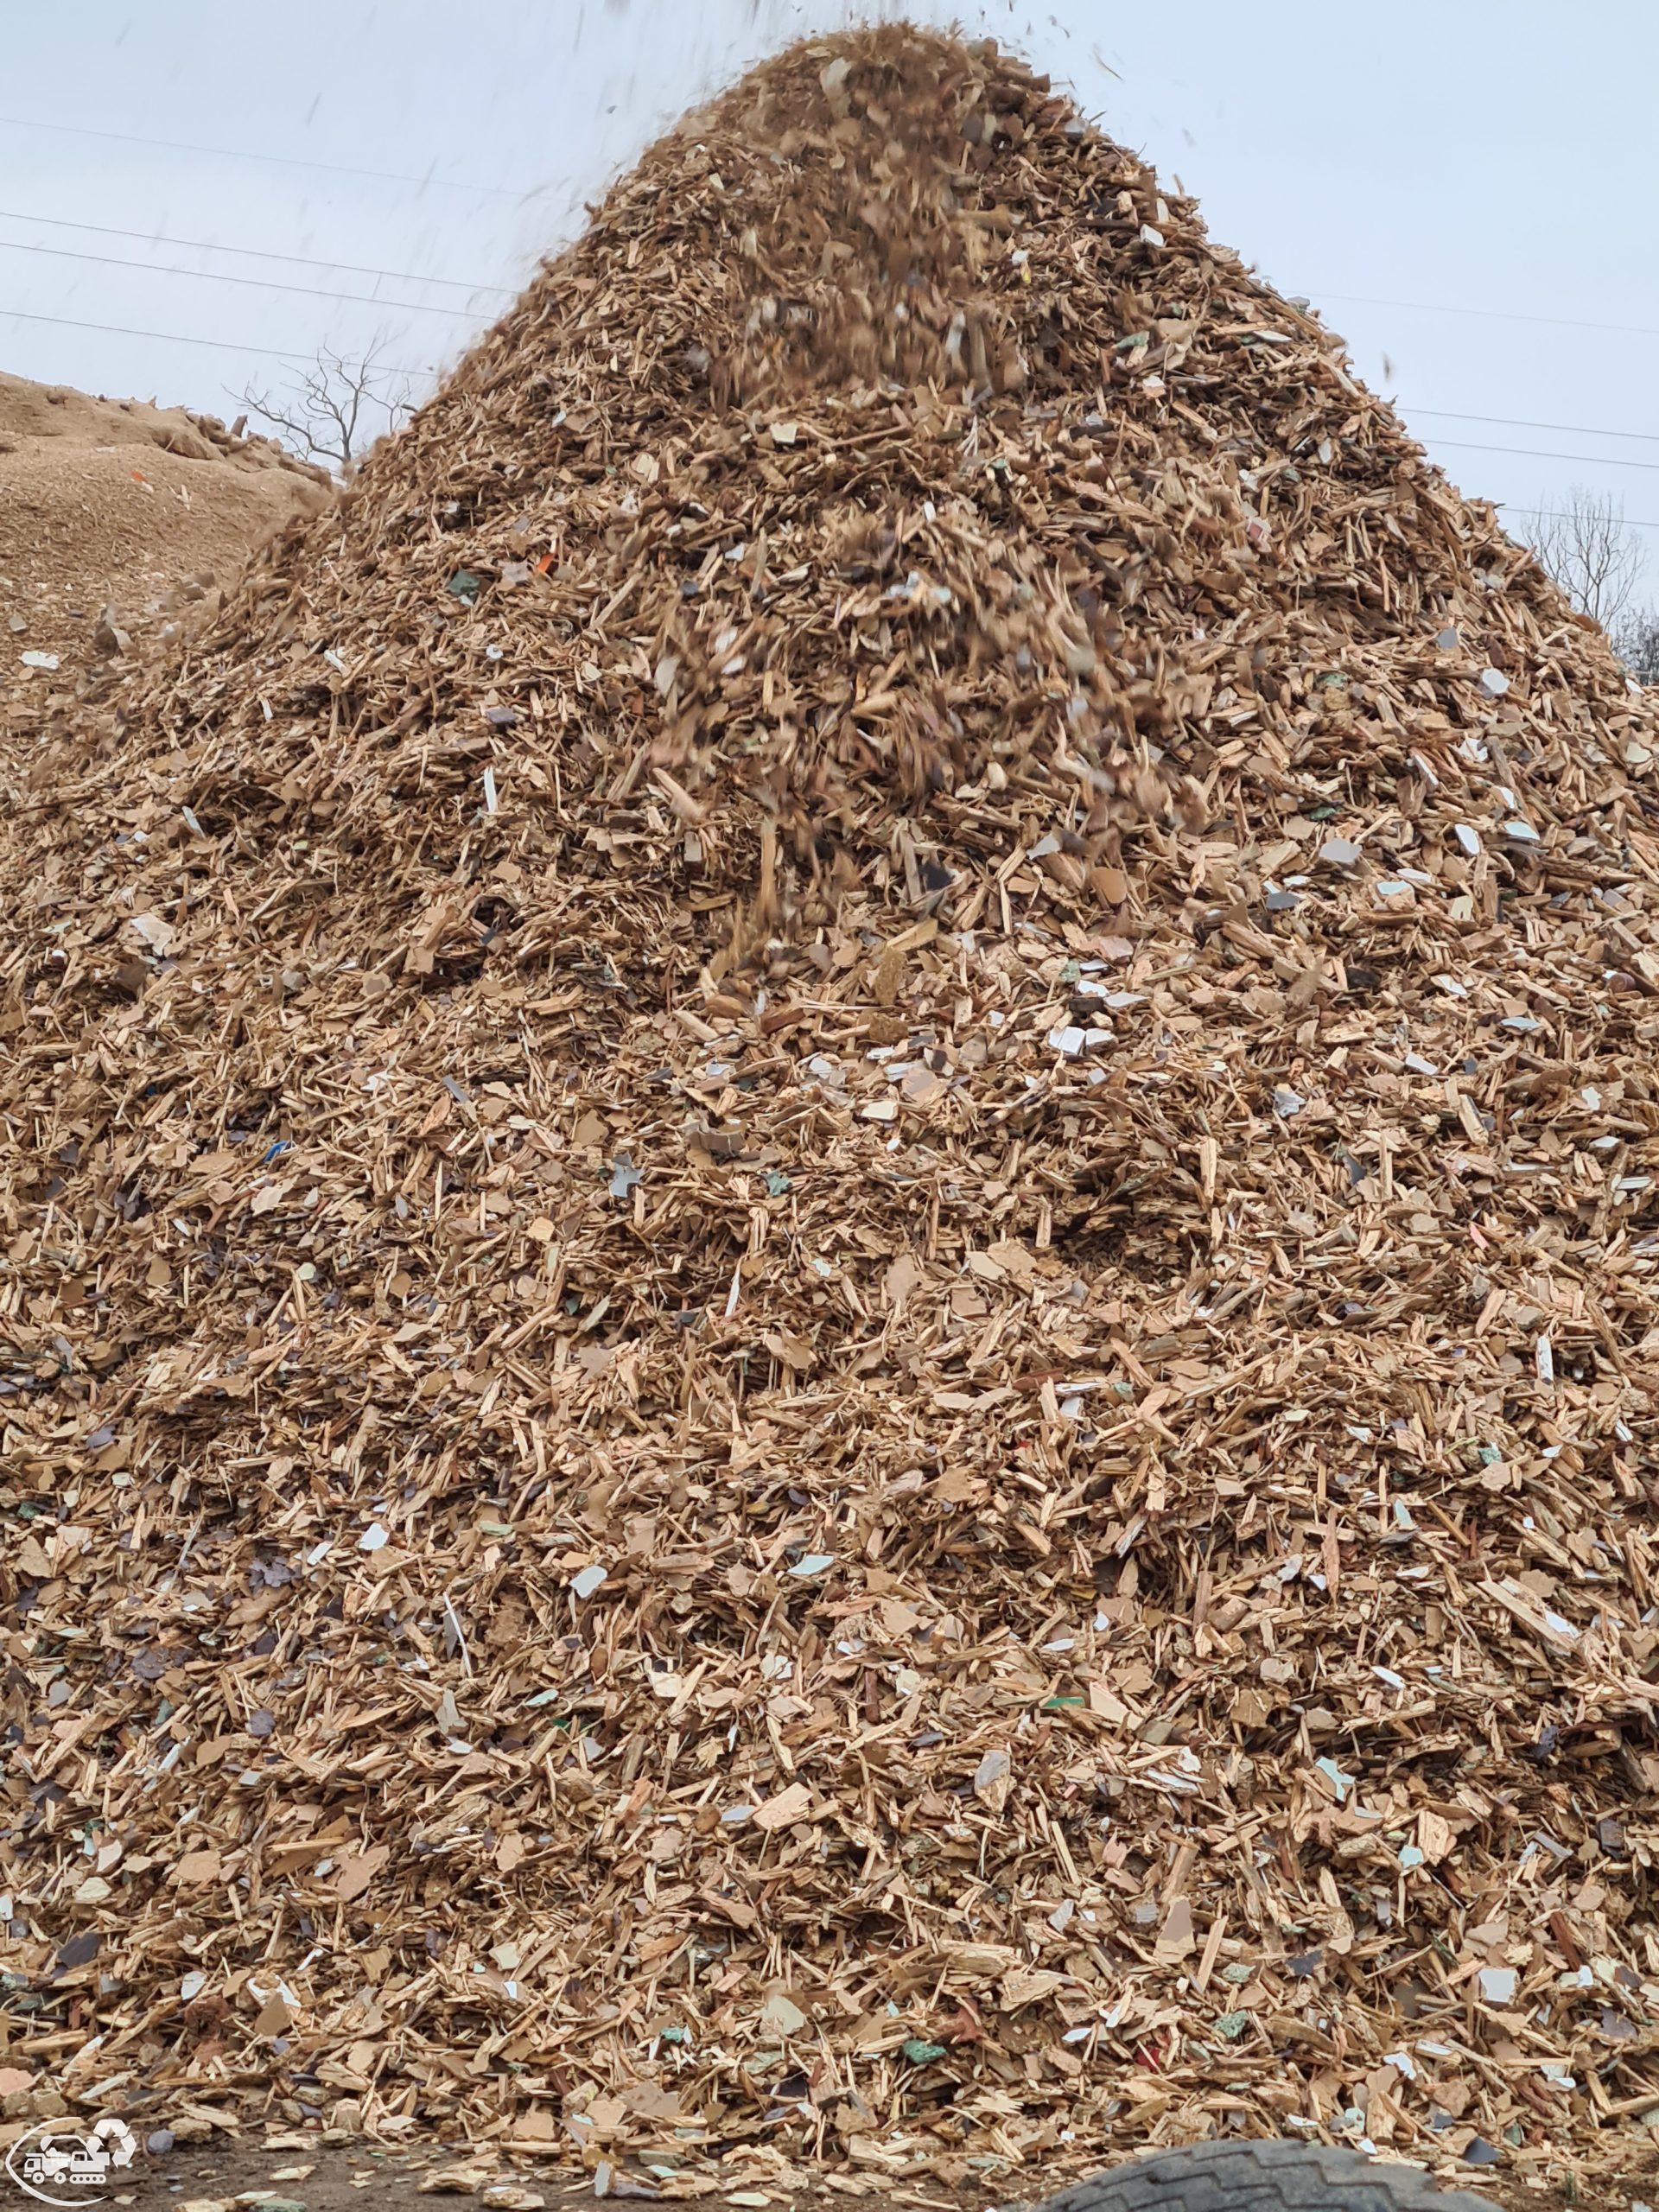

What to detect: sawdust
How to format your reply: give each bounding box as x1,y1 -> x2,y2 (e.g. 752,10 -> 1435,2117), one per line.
0,370 -> 327,681
3,22 -> 1659,2202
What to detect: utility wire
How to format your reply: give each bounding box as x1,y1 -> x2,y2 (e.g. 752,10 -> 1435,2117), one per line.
0,113 -> 544,201
5,344 -> 1656,559
9,213 -> 1659,456
0,127 -> 1649,336
1317,289 -> 1659,344
0,237 -> 485,319
1409,406 -> 1659,448
10,292 -> 1659,525
1433,436 -> 1659,475
20,300 -> 1651,483
0,206 -> 517,296
1507,504 -> 1659,534
0,305 -> 432,375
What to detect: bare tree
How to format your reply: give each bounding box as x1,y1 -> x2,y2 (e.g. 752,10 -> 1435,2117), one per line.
1616,607 -> 1659,686
1526,485 -> 1643,633
233,338 -> 414,474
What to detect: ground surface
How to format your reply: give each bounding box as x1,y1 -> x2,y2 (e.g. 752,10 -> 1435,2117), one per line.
56,2136 -> 1659,2212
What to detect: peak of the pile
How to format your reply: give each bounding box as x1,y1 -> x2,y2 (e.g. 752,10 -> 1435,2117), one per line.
3,22 -> 1659,2181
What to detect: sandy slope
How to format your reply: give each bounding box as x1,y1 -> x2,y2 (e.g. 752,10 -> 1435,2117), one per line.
0,370 -> 328,678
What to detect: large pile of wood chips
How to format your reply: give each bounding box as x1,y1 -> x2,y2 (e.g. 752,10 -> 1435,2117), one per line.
6,24 -> 1659,2193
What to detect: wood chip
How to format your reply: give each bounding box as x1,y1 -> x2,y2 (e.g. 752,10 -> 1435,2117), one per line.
1,20 -> 1656,2188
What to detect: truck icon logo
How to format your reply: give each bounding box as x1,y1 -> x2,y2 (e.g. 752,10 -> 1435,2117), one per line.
4,2118 -> 137,2208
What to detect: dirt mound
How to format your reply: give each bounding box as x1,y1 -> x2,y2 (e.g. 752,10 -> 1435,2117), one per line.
3,26 -> 1659,2190
0,370 -> 327,688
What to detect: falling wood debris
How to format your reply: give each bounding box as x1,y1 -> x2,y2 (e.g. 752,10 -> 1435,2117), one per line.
3,24 -> 1659,2198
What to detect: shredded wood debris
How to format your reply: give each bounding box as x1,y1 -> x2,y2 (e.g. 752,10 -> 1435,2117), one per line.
4,24 -> 1659,2196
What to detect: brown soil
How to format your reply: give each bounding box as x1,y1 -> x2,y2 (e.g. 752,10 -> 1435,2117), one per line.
0,370 -> 327,682
80,2135 -> 1659,2212
63,2137 -> 980,2211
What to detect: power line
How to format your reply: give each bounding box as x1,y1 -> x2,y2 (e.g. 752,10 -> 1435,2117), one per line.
1507,504 -> 1659,535
4,213 -> 1656,385
0,305 -> 432,375
0,113 -> 543,201
1433,435 -> 1659,475
10,280 -> 1659,514
0,206 -> 515,297
12,208 -> 1659,455
12,268 -> 1659,457
1317,289 -> 1659,344
0,139 -> 1650,340
8,302 -> 1657,548
1411,406 -> 1659,448
0,236 -> 485,320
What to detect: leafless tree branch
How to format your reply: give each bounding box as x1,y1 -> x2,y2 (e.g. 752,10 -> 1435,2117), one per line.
232,337 -> 414,474
1526,485 -> 1643,634
1615,606 -> 1659,687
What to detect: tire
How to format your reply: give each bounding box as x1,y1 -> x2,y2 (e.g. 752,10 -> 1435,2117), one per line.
1039,2140 -> 1501,2212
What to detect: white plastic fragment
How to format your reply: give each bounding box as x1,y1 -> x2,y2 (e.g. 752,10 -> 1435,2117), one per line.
1314,1756 -> 1353,1802
130,913 -> 176,956
1048,1024 -> 1109,1056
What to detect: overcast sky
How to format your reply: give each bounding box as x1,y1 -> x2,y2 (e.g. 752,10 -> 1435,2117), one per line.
4,1 -> 1657,601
